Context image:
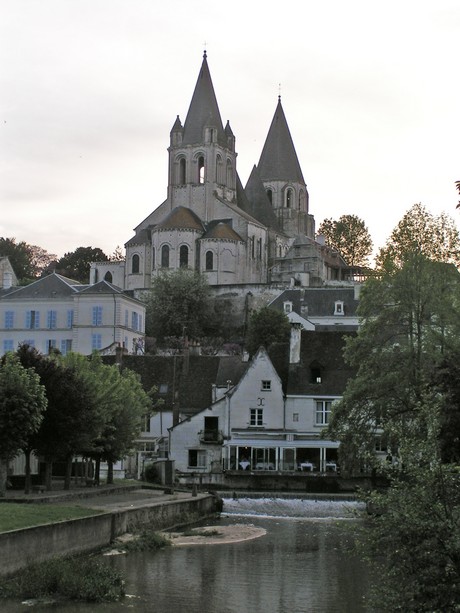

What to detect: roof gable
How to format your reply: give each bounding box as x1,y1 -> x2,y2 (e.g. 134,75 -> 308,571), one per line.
0,272 -> 81,300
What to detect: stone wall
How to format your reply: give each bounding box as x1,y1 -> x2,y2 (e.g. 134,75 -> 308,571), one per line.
0,494 -> 218,577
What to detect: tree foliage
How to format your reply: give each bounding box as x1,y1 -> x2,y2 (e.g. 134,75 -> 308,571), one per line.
144,270 -> 214,341
55,246 -> 109,283
0,353 -> 47,495
0,237 -> 56,284
376,203 -> 460,269
245,307 -> 291,357
317,214 -> 373,267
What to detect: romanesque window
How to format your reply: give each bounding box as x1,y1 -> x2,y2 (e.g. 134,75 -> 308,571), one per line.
226,159 -> 233,186
286,188 -> 293,208
179,245 -> 189,268
198,156 -> 205,184
104,271 -> 113,283
205,250 -> 213,270
132,254 -> 140,274
179,157 -> 186,184
161,245 -> 170,268
267,189 -> 273,204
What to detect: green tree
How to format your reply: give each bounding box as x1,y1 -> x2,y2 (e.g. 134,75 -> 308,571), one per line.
55,246 -> 109,283
0,353 -> 47,496
317,214 -> 373,267
327,255 -> 460,473
376,203 -> 460,269
245,307 -> 291,357
0,237 -> 56,284
144,270 -> 214,342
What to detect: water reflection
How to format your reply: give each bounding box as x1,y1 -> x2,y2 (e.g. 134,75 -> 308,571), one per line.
1,499 -> 371,613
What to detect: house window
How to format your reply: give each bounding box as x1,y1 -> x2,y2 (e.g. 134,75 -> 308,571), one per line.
283,301 -> 292,314
67,310 -> 74,328
132,312 -> 139,331
47,339 -> 57,354
132,254 -> 140,274
92,306 -> 103,326
47,310 -> 57,329
23,339 -> 35,348
4,311 -> 14,329
144,415 -> 151,433
60,339 -> 72,355
293,413 -> 299,422
26,310 -> 40,329
91,334 -> 102,350
124,310 -> 128,328
315,400 -> 333,426
250,408 -> 264,426
179,245 -> 189,268
205,250 -> 213,270
161,245 -> 170,268
261,380 -> 271,391
3,340 -> 14,353
188,449 -> 207,468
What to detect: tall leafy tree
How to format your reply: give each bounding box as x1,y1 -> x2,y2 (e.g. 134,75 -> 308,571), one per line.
245,307 -> 291,357
55,246 -> 109,283
0,237 -> 56,284
376,202 -> 460,268
317,214 -> 373,267
145,270 -> 214,341
0,353 -> 47,496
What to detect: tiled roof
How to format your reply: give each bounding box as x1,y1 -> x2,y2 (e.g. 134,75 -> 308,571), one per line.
156,206 -> 205,232
201,221 -> 243,242
125,228 -> 151,247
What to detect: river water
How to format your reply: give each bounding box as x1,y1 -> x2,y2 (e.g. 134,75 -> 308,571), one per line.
3,497 -> 373,613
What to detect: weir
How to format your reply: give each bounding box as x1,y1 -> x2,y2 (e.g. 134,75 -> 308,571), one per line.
220,494 -> 365,520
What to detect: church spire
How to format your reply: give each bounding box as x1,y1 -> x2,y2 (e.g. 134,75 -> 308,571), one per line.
181,52 -> 226,147
257,97 -> 305,185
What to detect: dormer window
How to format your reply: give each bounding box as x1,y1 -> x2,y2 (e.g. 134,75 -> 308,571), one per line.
283,301 -> 293,314
310,361 -> 322,384
334,300 -> 344,316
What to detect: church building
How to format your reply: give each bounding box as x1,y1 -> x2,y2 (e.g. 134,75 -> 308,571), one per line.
91,52 -> 347,291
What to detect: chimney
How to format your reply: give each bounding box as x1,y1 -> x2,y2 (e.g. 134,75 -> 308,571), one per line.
289,323 -> 302,364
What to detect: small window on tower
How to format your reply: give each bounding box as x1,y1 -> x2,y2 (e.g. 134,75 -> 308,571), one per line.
198,156 -> 205,184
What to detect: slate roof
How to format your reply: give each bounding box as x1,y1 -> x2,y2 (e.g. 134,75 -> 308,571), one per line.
269,287 -> 360,318
78,279 -> 125,295
243,165 -> 282,231
287,330 -> 356,396
257,97 -> 305,184
0,272 -> 82,300
125,228 -> 151,247
181,52 -> 227,147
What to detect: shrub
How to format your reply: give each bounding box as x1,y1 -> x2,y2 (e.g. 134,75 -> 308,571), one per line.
124,529 -> 171,552
143,463 -> 160,483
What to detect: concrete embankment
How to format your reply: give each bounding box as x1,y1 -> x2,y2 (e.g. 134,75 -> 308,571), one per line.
0,487 -> 219,577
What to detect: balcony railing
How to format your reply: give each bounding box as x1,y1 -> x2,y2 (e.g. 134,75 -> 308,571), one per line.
198,429 -> 224,445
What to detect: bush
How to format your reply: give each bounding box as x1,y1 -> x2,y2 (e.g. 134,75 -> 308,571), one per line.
0,557 -> 125,603
143,463 -> 160,483
124,529 -> 171,552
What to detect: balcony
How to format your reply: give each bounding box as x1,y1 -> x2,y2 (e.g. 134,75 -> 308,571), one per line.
198,429 -> 224,445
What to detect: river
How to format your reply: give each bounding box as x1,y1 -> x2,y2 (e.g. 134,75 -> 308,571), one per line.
3,496 -> 373,613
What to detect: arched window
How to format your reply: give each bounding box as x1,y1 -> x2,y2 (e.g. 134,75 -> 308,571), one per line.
161,245 -> 169,268
226,159 -> 233,186
267,189 -> 273,204
179,158 -> 186,184
198,156 -> 205,184
179,245 -> 189,268
132,254 -> 140,274
104,271 -> 113,283
286,188 -> 293,208
205,250 -> 213,270
216,154 -> 223,184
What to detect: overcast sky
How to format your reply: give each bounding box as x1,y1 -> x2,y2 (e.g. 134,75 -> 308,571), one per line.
1,0 -> 459,261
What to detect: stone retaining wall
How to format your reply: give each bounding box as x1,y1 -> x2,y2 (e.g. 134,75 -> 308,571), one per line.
0,494 -> 218,577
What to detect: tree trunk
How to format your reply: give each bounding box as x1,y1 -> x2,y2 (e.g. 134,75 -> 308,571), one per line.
106,459 -> 114,485
95,457 -> 101,486
24,448 -> 32,494
0,459 -> 7,497
64,456 -> 73,490
45,461 -> 53,491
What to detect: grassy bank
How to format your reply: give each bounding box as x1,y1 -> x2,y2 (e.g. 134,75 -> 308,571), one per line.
0,503 -> 102,532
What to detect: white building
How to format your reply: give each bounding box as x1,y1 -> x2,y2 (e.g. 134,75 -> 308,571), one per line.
0,272 -> 145,357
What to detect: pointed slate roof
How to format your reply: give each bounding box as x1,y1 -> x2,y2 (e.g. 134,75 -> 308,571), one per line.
244,165 -> 281,230
182,52 -> 226,147
156,206 -> 205,232
258,97 -> 305,184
